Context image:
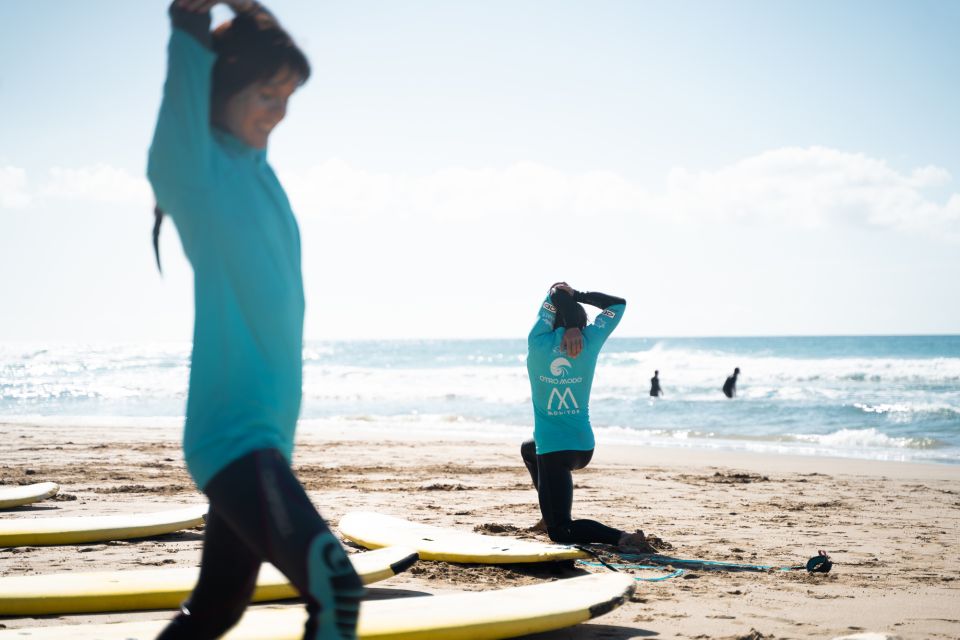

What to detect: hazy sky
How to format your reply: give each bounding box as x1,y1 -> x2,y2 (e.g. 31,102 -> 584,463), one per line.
1,0 -> 958,342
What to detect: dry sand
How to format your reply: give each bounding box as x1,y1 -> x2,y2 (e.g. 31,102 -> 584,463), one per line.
1,421 -> 958,639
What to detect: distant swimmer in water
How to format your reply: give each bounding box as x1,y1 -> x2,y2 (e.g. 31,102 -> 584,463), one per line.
723,367 -> 740,398
522,281 -> 657,553
650,370 -> 663,397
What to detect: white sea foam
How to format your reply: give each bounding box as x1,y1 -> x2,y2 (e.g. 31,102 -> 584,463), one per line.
602,349 -> 960,385
2,339 -> 958,465
301,365 -> 530,405
790,427 -> 939,450
592,425 -> 958,463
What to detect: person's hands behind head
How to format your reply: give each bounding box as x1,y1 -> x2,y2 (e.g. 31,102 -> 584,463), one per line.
550,282 -> 575,297
561,327 -> 583,359
176,0 -> 253,12
175,0 -> 218,12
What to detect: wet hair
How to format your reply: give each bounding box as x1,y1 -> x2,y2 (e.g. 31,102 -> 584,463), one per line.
734,367 -> 740,375
553,303 -> 588,331
152,10 -> 310,272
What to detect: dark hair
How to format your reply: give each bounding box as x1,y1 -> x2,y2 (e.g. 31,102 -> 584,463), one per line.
553,303 -> 588,331
153,11 -> 310,272
210,10 -> 311,121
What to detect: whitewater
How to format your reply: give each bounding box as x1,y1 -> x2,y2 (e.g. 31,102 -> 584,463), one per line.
2,336 -> 958,464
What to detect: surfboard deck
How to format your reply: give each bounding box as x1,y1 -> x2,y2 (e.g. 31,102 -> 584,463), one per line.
0,546 -> 418,615
339,511 -> 589,563
0,482 -> 59,510
0,573 -> 635,640
0,505 -> 207,547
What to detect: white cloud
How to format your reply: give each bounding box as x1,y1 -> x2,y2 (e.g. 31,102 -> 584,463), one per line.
2,164 -> 153,212
0,166 -> 31,209
282,159 -> 649,223
660,146 -> 957,232
40,164 -> 152,207
5,150 -> 957,240
282,146 -> 959,238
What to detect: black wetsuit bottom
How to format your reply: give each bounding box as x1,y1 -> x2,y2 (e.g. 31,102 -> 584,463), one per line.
156,449 -> 365,640
520,439 -> 622,545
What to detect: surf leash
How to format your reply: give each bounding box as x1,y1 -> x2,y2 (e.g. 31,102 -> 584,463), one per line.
575,545 -> 686,582
613,549 -> 833,574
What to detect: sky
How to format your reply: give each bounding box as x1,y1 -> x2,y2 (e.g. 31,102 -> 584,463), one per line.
1,0 -> 958,342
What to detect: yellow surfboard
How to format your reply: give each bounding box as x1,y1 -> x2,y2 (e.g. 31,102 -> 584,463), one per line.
0,573 -> 635,640
0,482 -> 59,510
0,505 -> 206,547
0,546 -> 418,615
339,511 -> 589,563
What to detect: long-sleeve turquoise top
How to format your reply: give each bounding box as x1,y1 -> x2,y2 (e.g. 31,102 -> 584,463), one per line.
526,294 -> 625,454
147,22 -> 305,490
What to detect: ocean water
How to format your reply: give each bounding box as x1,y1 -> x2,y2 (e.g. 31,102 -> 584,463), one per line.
1,336 -> 958,464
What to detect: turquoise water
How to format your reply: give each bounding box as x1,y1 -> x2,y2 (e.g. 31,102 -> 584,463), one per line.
2,336 -> 958,464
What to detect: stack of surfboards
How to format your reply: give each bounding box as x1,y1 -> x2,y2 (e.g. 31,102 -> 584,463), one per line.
0,506 -> 635,640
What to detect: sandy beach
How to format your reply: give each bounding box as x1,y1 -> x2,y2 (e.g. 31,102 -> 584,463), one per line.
1,421 -> 957,640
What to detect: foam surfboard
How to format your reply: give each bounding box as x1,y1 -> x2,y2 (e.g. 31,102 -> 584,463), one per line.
0,573 -> 635,640
339,511 -> 589,563
0,504 -> 207,547
0,546 -> 418,615
0,482 -> 59,510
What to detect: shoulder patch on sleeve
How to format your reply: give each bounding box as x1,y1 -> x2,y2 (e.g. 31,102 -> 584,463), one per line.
602,309 -> 616,318
543,302 -> 557,313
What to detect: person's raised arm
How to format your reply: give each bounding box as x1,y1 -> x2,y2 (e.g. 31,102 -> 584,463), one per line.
147,2 -> 219,205
528,289 -> 559,343
576,287 -> 626,343
574,290 -> 626,310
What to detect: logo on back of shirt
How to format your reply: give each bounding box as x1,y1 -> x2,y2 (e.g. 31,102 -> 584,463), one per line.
547,387 -> 579,413
550,357 -> 572,376
602,309 -> 616,318
540,357 -> 583,385
543,302 -> 557,313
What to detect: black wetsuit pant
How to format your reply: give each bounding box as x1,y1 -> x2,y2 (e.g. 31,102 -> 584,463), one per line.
520,439 -> 622,546
156,449 -> 365,640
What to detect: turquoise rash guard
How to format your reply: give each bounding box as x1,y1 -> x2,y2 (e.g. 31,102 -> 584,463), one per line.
147,27 -> 305,490
526,294 -> 625,455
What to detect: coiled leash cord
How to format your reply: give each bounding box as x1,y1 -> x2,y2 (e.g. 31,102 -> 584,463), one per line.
575,545 -> 686,582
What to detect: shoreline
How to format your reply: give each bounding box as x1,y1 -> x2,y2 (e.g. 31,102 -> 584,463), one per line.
3,416 -> 957,469
1,421 -> 958,639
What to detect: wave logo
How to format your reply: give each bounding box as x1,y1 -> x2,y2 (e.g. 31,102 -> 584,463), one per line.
550,357 -> 572,376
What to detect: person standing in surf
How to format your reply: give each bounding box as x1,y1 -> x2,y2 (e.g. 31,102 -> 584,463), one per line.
723,367 -> 740,398
521,282 -> 654,551
650,370 -> 663,397
147,1 -> 363,638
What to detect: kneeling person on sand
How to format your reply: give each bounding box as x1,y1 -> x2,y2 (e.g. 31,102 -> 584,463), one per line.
522,282 -> 656,553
